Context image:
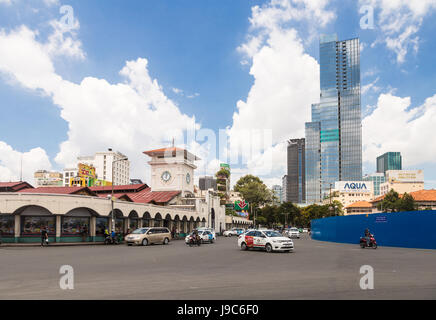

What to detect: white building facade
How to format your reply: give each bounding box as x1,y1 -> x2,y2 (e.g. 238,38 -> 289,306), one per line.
77,150 -> 130,185
329,181 -> 375,208
380,170 -> 424,195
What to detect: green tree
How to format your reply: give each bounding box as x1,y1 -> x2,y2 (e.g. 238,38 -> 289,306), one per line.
279,202 -> 301,227
215,168 -> 230,179
233,175 -> 273,212
398,193 -> 417,211
378,189 -> 401,212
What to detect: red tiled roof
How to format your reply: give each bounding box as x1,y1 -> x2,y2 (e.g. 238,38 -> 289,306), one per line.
371,189 -> 436,203
0,181 -> 34,191
408,189 -> 436,202
89,184 -> 148,193
346,201 -> 373,209
128,187 -> 181,204
95,188 -> 180,204
18,186 -> 97,196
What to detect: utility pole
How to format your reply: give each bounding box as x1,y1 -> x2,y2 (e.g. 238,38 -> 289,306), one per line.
110,152 -> 128,234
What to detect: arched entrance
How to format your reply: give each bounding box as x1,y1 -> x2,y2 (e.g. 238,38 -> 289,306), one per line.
128,211 -> 139,231
154,213 -> 162,227
62,207 -> 98,242
211,208 -> 216,230
14,205 -> 55,243
164,214 -> 171,228
108,209 -> 125,234
143,212 -> 151,227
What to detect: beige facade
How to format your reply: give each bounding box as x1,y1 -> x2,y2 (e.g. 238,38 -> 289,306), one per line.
380,170 -> 424,195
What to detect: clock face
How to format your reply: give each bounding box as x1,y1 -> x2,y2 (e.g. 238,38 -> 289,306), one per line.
161,171 -> 171,182
186,173 -> 191,184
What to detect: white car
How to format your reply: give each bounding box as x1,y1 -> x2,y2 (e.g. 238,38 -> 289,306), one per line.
238,230 -> 294,253
196,227 -> 216,240
185,230 -> 215,244
223,228 -> 245,237
302,228 -> 308,233
286,227 -> 300,239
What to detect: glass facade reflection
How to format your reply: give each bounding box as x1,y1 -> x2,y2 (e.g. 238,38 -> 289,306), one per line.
305,34 -> 362,203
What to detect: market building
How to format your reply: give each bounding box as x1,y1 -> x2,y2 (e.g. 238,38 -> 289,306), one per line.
0,147 -> 226,243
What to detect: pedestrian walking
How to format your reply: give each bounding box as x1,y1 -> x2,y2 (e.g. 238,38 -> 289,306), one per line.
41,227 -> 48,247
81,225 -> 88,242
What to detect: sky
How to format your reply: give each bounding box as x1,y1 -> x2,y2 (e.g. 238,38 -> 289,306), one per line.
0,0 -> 435,189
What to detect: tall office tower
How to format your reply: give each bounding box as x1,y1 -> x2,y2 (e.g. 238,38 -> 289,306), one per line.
283,139 -> 306,203
199,176 -> 217,191
305,34 -> 362,203
377,152 -> 402,174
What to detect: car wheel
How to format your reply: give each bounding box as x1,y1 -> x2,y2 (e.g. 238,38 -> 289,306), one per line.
241,242 -> 248,251
163,237 -> 169,245
142,238 -> 148,246
265,243 -> 273,253
228,234 -> 232,237
127,244 -> 132,246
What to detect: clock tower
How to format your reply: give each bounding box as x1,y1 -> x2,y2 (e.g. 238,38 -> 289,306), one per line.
143,147 -> 200,196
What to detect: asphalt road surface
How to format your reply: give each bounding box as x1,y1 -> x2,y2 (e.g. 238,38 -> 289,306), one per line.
1,235 -> 435,299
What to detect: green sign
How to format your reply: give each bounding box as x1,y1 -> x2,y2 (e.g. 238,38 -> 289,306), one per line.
220,163 -> 230,169
235,200 -> 249,211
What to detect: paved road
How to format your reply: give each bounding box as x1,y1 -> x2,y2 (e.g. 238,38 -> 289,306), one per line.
1,235 -> 435,299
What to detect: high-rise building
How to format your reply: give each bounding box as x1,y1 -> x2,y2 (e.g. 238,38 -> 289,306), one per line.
199,176 -> 217,191
283,139 -> 306,203
271,185 -> 283,204
305,34 -> 362,203
363,173 -> 386,196
377,152 -> 402,174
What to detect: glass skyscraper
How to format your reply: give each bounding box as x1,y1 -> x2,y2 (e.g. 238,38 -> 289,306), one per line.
305,34 -> 362,203
376,152 -> 402,174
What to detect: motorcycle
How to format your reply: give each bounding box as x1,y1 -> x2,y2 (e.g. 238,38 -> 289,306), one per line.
187,234 -> 202,247
360,234 -> 377,249
104,234 -> 121,245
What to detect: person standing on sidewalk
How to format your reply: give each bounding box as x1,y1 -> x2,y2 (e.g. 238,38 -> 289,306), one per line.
41,227 -> 48,247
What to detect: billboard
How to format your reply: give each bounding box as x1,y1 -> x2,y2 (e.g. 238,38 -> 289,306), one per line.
78,163 -> 96,179
335,181 -> 373,194
235,200 -> 249,211
386,170 -> 424,183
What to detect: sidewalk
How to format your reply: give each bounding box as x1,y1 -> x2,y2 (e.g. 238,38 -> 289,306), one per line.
0,242 -> 105,248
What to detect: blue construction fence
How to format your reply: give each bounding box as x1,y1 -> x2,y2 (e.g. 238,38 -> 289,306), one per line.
311,210 -> 436,249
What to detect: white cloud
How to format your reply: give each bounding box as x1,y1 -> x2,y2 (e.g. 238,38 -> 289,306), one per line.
229,0 -> 333,182
363,92 -> 436,167
172,87 -> 183,95
0,142 -> 52,184
0,25 -> 198,183
44,19 -> 85,59
360,0 -> 436,63
361,76 -> 381,95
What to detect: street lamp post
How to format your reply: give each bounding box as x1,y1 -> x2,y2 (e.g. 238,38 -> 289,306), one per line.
110,155 -> 128,234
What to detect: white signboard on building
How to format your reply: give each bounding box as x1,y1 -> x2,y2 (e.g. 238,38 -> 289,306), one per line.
386,170 -> 424,183
335,181 -> 373,193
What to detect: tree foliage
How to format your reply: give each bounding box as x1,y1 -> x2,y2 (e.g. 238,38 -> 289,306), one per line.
234,175 -> 273,211
378,189 -> 417,212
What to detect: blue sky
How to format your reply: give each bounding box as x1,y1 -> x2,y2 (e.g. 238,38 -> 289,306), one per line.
0,0 -> 435,189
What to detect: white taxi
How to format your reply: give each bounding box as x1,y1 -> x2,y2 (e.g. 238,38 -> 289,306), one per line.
185,230 -> 215,244
238,230 -> 294,253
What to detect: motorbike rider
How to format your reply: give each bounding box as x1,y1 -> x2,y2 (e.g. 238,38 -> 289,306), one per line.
192,229 -> 199,244
364,228 -> 371,246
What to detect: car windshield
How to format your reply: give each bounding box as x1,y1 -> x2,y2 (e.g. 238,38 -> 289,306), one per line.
290,228 -> 298,231
132,228 -> 148,234
264,231 -> 282,237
